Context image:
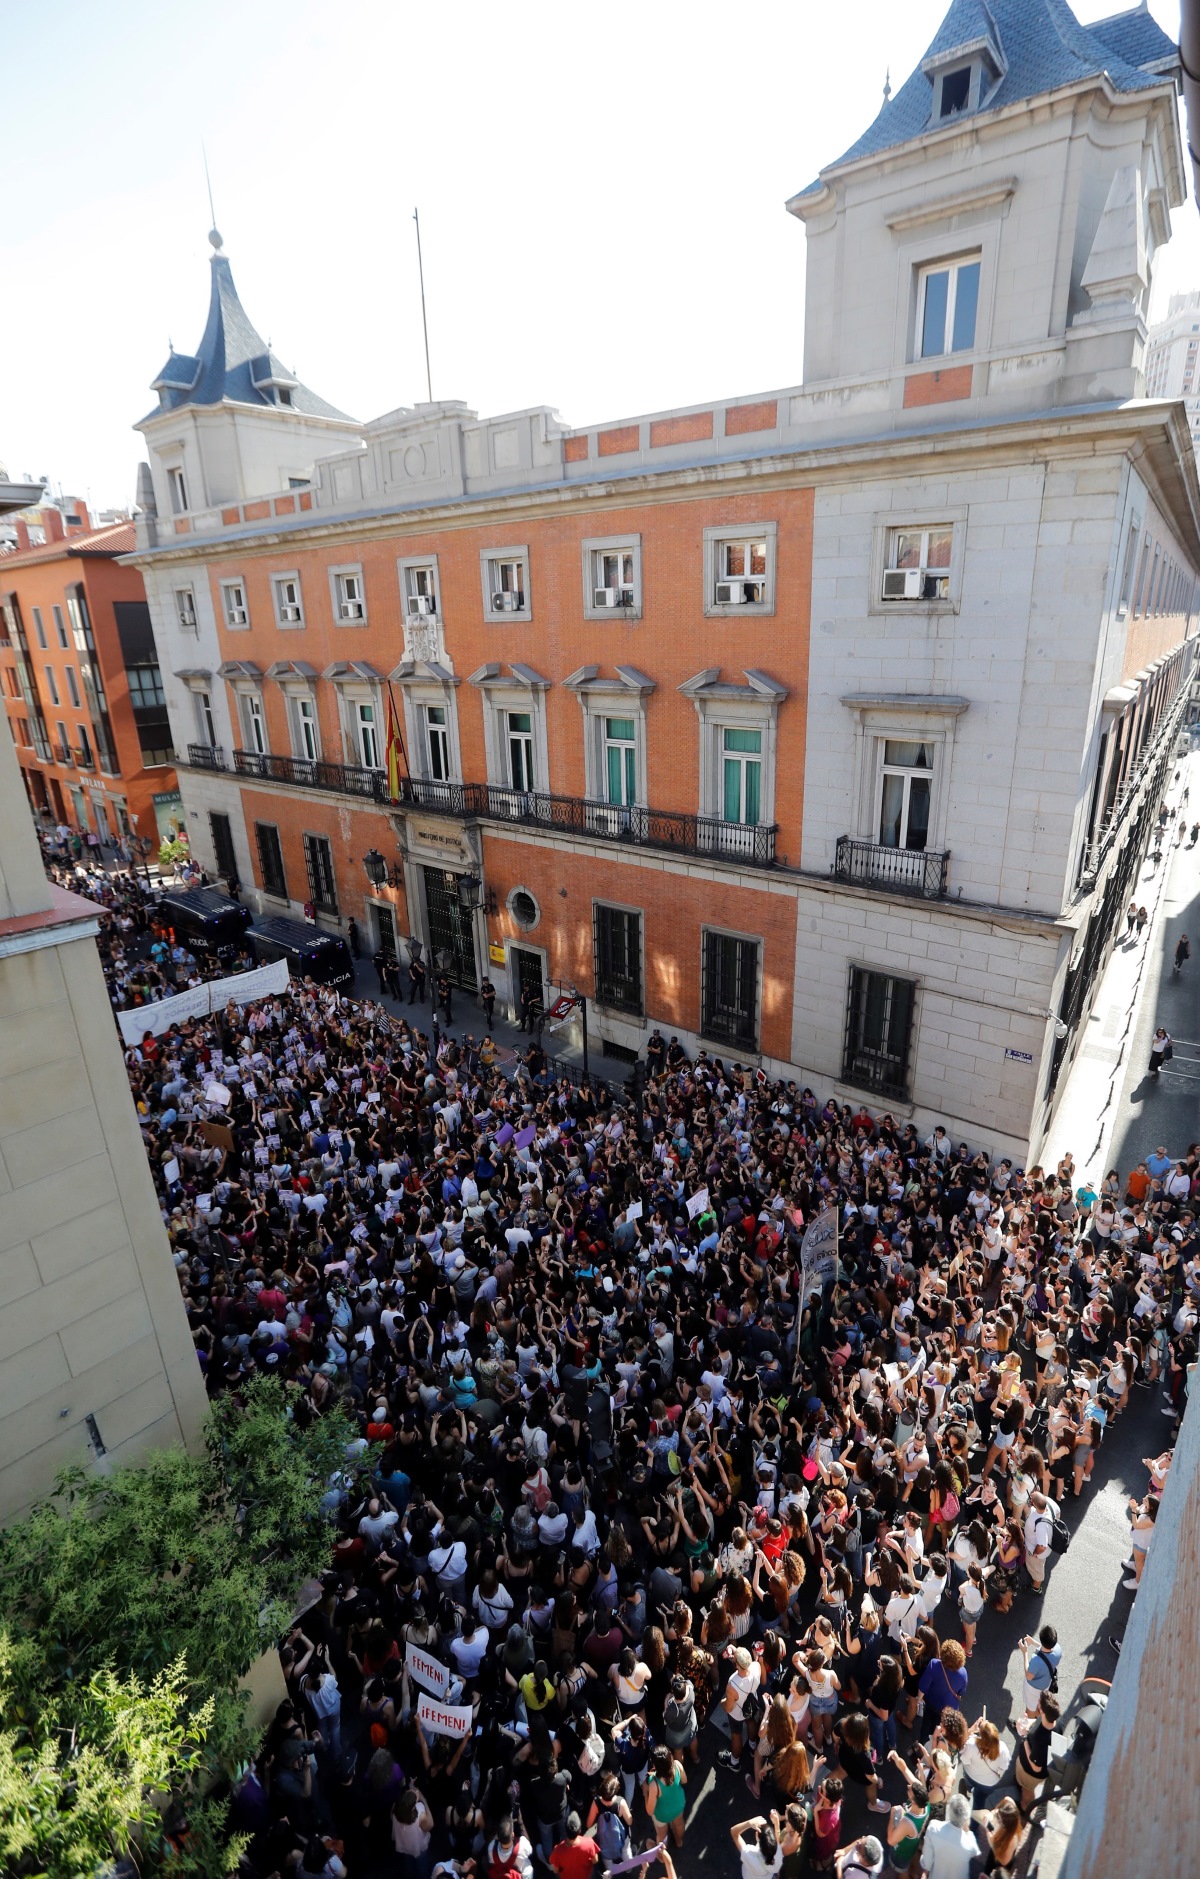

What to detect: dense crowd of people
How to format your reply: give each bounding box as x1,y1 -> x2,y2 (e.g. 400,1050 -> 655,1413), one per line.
64,858 -> 1195,1879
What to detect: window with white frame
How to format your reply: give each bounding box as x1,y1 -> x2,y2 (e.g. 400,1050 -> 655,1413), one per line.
221,579 -> 249,628
721,727 -> 762,825
331,566 -> 366,624
480,546 -> 530,621
241,692 -> 267,754
175,587 -> 198,632
293,696 -> 320,762
400,559 -> 439,618
195,689 -> 217,748
703,524 -> 777,615
506,709 -> 535,791
916,254 -> 981,359
425,704 -> 451,781
355,701 -> 380,769
168,466 -> 188,515
273,574 -> 304,628
603,717 -> 637,806
582,535 -> 642,618
881,525 -> 952,602
877,739 -> 933,850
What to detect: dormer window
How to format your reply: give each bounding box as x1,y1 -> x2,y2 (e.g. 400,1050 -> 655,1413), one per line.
277,388 -> 293,407
938,64 -> 971,118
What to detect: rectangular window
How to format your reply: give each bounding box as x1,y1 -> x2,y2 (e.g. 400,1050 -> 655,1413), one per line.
65,665 -> 80,708
168,467 -> 188,514
52,604 -> 68,648
243,693 -> 266,754
303,833 -> 339,914
594,548 -> 636,608
43,665 -> 60,705
594,904 -> 643,1014
196,689 -> 217,748
221,580 -> 248,628
334,569 -> 365,622
55,721 -> 70,761
274,575 -> 304,626
76,724 -> 93,767
843,966 -> 916,1099
4,670 -> 18,697
175,588 -> 197,632
882,525 -> 953,602
1118,521 -> 1140,613
507,710 -> 534,791
489,558 -> 525,609
722,727 -> 762,825
918,255 -> 980,358
701,931 -> 759,1050
425,704 -> 450,780
255,821 -> 288,899
210,811 -> 237,882
604,717 -> 637,806
32,607 -> 47,650
295,696 -> 319,761
878,740 -> 933,850
126,665 -> 166,709
404,562 -> 438,617
1132,539 -> 1150,615
356,701 -> 380,769
715,539 -> 768,608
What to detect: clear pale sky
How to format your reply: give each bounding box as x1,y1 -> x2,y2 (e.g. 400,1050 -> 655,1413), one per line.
1,0 -> 1196,510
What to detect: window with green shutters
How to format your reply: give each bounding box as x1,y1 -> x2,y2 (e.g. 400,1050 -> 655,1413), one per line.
722,727 -> 761,824
604,718 -> 637,806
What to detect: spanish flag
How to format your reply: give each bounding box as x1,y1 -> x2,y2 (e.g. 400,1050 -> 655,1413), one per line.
385,690 -> 405,802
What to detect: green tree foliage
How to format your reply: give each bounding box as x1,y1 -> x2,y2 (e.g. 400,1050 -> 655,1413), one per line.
0,1380 -> 351,1874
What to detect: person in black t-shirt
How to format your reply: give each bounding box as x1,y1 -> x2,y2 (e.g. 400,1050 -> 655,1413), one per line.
1015,1692 -> 1059,1814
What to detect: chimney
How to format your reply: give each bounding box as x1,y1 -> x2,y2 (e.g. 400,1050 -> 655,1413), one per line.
68,500 -> 91,533
41,507 -> 65,543
14,520 -> 30,550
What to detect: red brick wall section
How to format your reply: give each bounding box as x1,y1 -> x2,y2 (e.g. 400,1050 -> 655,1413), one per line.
725,401 -> 777,436
274,495 -> 296,516
299,492 -> 313,511
243,500 -> 271,521
236,787 -> 410,933
597,425 -> 640,457
650,412 -> 714,448
221,507 -> 241,526
482,834 -> 797,1060
564,436 -> 589,463
902,365 -> 973,407
173,518 -> 191,534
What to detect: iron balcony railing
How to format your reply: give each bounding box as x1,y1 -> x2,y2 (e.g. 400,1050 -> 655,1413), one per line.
54,742 -> 73,766
222,749 -> 777,867
1081,688 -> 1189,884
833,835 -> 950,899
187,742 -> 227,771
74,747 -> 95,771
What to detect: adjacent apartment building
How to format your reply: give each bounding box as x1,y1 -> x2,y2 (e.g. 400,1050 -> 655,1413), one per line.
1146,288 -> 1200,457
130,0 -> 1199,1161
0,503 -> 180,851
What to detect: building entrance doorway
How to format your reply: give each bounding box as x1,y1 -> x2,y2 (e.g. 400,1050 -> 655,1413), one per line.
511,945 -> 544,1018
422,866 -> 477,988
373,901 -> 398,956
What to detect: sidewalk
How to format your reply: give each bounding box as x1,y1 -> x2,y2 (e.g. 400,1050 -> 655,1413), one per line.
1045,752 -> 1198,1180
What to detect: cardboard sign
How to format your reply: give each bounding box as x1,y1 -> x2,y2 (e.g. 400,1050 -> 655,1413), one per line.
417,1694 -> 471,1738
685,1187 -> 710,1221
515,1124 -> 536,1149
200,1120 -> 234,1151
406,1640 -> 452,1699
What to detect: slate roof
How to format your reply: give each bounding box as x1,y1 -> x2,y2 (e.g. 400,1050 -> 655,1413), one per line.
792,0 -> 1177,197
149,249 -> 353,422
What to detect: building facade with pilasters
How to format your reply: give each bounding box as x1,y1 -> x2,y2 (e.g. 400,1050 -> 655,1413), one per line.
131,0 -> 1200,1161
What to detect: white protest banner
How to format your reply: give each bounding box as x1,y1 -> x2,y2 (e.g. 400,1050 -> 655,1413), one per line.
117,957 -> 291,1045
406,1639 -> 452,1699
685,1187 -> 710,1221
417,1694 -> 472,1738
162,1157 -> 181,1186
626,1200 -> 643,1221
800,1204 -> 839,1302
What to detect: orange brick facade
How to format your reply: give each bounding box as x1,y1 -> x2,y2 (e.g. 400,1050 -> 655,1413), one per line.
902,364 -> 974,407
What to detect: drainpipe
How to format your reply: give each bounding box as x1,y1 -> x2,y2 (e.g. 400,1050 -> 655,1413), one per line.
1181,0 -> 1200,206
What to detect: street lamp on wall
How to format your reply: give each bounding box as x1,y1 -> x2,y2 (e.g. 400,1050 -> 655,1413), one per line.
454,871 -> 497,916
363,848 -> 404,889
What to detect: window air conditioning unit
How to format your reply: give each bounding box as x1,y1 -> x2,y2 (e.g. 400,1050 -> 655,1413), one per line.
882,569 -> 923,600
340,600 -> 364,620
492,591 -> 523,611
281,603 -> 302,622
410,594 -> 435,616
594,587 -> 619,607
228,606 -> 247,626
715,582 -> 745,604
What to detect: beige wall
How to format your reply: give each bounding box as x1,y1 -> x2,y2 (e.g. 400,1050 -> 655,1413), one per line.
0,725 -> 207,1519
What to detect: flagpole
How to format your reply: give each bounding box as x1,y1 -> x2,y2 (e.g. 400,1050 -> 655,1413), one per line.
413,208 -> 433,404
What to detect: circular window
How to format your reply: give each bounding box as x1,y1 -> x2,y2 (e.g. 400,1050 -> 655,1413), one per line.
509,887 -> 540,930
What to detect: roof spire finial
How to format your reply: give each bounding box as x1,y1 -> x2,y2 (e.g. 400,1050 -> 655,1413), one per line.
202,140 -> 222,252
883,66 -> 891,105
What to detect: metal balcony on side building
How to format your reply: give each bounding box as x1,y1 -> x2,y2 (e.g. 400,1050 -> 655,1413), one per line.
833,835 -> 949,898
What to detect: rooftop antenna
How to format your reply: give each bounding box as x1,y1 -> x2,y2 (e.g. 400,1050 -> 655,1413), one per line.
413,207 -> 433,404
202,140 -> 223,251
